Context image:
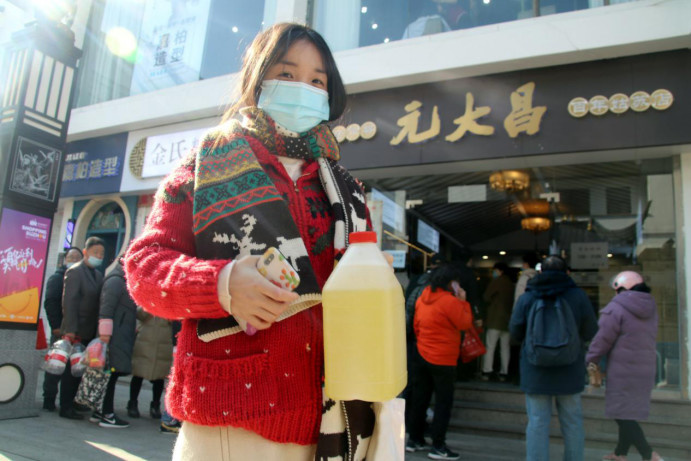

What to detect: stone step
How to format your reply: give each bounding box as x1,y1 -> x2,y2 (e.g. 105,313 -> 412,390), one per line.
453,382 -> 691,421
448,418 -> 691,460
452,400 -> 691,441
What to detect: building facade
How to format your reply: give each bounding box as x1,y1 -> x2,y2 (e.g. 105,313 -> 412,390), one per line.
2,0 -> 689,397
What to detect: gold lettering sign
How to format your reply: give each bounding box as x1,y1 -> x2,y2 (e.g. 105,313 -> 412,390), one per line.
346,124 -> 360,142
588,95 -> 609,116
568,97 -> 589,118
360,121 -> 377,140
650,89 -> 673,110
333,122 -> 378,143
504,82 -> 547,138
390,82 -> 546,145
332,125 -> 346,143
608,93 -> 629,115
390,100 -> 441,145
630,91 -> 651,112
445,93 -> 494,142
568,89 -> 672,117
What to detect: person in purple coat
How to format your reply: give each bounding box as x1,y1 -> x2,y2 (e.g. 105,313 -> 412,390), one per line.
586,271 -> 664,461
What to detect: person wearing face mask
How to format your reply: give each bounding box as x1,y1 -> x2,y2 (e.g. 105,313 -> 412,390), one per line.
124,23 -> 377,460
482,262 -> 514,381
41,246 -> 83,411
58,236 -> 106,420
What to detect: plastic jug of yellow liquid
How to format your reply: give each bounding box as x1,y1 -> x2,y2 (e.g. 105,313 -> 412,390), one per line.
322,231 -> 407,401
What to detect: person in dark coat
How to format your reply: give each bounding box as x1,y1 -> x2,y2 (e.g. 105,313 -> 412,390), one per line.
92,258 -> 138,428
452,247 -> 483,381
509,256 -> 598,461
59,236 -> 105,420
482,262 -> 514,381
42,246 -> 82,411
586,271 -> 663,461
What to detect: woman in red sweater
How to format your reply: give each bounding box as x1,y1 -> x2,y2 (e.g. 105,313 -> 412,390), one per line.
125,23 -> 371,460
407,264 -> 473,460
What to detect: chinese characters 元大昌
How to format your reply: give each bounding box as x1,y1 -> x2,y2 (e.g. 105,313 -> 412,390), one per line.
390,82 -> 547,145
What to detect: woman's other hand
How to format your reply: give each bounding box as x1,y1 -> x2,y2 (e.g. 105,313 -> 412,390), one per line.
228,255 -> 299,331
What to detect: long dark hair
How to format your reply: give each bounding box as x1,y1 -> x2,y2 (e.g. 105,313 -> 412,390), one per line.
429,264 -> 461,293
223,23 -> 347,123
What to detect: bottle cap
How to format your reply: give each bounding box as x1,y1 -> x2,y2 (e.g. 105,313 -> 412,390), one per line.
349,231 -> 377,244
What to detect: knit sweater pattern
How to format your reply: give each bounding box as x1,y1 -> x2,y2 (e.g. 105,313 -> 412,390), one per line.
125,133 -> 335,444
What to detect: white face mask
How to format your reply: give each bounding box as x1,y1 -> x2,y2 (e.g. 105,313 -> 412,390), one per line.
87,256 -> 103,267
65,262 -> 77,269
257,80 -> 330,133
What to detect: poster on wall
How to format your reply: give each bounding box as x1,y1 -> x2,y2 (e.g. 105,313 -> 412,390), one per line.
130,0 -> 212,95
0,208 -> 51,328
8,137 -> 62,204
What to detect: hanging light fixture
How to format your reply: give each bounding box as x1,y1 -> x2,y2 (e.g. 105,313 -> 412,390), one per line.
518,199 -> 550,216
489,170 -> 530,192
521,217 -> 551,233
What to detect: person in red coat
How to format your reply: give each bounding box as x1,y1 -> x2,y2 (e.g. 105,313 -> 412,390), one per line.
406,264 -> 473,460
124,22 -> 373,460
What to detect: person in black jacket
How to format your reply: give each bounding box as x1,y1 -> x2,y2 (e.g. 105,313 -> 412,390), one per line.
91,258 -> 138,428
59,236 -> 106,420
42,246 -> 82,411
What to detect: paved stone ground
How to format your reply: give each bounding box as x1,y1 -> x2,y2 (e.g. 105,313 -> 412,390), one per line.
0,371 -> 682,460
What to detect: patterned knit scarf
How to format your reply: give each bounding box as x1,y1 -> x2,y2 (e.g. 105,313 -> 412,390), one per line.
191,108 -> 376,461
194,107 -> 369,341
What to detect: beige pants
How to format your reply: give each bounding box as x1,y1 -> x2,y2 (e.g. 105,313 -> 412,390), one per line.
173,422 -> 317,461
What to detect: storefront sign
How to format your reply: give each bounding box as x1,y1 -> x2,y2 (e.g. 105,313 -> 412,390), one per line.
568,89 -> 673,118
389,82 -> 546,145
417,219 -> 440,253
131,0 -> 212,95
387,250 -> 407,269
570,242 -> 609,270
61,133 -> 127,197
338,50 -> 691,171
371,188 -> 405,233
0,208 -> 51,328
141,127 -> 207,178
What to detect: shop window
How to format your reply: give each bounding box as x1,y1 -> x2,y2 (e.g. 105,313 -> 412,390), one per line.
363,156 -> 680,390
310,0 -> 639,53
74,0 -> 267,107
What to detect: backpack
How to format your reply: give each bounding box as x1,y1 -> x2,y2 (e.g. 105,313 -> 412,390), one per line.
525,296 -> 580,367
405,274 -> 431,341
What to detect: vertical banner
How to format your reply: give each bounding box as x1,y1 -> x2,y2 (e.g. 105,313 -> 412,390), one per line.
130,0 -> 212,95
0,208 -> 51,327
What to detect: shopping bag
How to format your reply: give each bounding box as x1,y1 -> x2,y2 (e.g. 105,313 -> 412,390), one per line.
74,366 -> 110,411
587,362 -> 603,387
84,338 -> 108,370
366,398 -> 406,460
460,326 -> 486,363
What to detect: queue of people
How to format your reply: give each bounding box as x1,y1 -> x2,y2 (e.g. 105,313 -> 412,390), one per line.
404,254 -> 663,461
41,237 -> 175,433
36,21 -> 665,461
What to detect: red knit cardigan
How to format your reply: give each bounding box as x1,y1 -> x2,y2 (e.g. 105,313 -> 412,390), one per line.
125,139 -> 335,445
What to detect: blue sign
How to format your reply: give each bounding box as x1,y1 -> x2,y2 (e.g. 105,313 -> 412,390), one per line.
61,133 -> 127,197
